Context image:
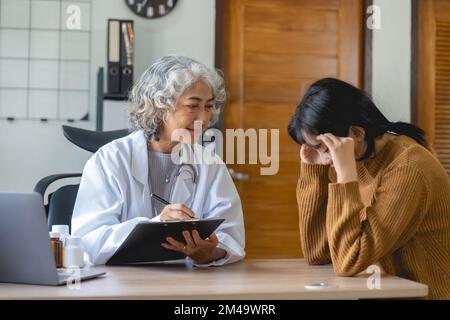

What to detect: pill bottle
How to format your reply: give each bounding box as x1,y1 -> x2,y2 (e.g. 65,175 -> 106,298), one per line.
51,225 -> 69,245
63,236 -> 84,268
49,232 -> 63,268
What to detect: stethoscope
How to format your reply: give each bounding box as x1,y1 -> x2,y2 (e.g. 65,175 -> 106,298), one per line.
151,162 -> 199,217
149,143 -> 199,216
167,163 -> 198,191
168,144 -> 199,201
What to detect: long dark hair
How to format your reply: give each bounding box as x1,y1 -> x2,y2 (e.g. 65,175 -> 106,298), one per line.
287,78 -> 428,160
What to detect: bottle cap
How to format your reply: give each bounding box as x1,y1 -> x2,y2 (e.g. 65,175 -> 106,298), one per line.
49,232 -> 60,238
52,225 -> 69,235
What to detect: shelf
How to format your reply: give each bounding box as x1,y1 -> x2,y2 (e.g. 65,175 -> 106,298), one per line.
104,93 -> 128,101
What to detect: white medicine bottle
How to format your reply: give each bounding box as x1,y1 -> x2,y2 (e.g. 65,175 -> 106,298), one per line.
51,225 -> 70,245
63,236 -> 85,268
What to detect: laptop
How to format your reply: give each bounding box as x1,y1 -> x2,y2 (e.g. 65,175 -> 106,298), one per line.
0,192 -> 105,286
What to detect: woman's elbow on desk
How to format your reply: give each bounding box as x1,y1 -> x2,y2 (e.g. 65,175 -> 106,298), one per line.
304,256 -> 332,266
330,258 -> 369,277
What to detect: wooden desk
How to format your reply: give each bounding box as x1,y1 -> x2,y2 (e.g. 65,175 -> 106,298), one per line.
0,259 -> 428,299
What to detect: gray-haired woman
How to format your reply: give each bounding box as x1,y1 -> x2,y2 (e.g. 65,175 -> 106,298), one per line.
72,55 -> 245,266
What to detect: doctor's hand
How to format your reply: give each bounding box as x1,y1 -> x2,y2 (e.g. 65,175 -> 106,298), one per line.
161,231 -> 227,264
159,204 -> 196,221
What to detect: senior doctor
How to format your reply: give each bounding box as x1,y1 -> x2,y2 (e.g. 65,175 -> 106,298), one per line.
71,55 -> 245,266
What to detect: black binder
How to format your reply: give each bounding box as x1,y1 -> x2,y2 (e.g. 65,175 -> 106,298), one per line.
107,19 -> 120,93
106,218 -> 225,265
107,19 -> 134,94
119,20 -> 134,95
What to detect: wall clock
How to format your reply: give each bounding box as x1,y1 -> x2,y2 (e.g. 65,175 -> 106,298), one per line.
125,0 -> 178,19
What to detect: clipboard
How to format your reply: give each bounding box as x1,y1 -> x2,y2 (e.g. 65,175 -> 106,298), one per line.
106,218 -> 225,265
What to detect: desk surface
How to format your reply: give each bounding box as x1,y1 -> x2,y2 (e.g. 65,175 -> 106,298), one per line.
0,259 -> 428,299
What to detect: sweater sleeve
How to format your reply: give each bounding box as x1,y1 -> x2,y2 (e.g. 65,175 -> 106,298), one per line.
296,162 -> 332,265
326,165 -> 429,276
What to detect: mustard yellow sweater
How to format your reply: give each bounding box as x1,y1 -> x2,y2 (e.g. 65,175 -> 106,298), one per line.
297,135 -> 450,299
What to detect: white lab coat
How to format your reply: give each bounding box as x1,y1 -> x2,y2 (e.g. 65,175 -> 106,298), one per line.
71,130 -> 245,266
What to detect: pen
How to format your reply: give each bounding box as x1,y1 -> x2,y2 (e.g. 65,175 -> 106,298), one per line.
150,193 -> 171,206
150,193 -> 199,221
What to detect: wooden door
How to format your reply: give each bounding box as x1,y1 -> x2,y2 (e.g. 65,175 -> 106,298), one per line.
417,0 -> 450,176
217,0 -> 363,258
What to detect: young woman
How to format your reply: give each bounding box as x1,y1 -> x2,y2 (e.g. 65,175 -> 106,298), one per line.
72,55 -> 245,266
288,78 -> 449,299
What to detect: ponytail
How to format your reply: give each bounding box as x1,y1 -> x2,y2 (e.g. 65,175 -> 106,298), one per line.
383,121 -> 428,148
288,78 -> 430,161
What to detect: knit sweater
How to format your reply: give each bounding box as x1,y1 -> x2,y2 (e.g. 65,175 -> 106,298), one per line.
297,135 -> 450,300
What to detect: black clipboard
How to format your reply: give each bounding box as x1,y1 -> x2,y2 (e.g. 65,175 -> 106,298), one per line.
106,218 -> 225,265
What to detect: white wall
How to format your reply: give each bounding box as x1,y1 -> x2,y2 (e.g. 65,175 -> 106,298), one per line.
1,0 -> 414,192
371,0 -> 411,122
0,0 -> 215,192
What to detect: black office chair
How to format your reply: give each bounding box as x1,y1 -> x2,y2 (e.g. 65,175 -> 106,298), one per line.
33,125 -> 129,231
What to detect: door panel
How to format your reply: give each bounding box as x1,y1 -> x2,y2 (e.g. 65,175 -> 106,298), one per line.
244,78 -> 317,104
218,0 -> 363,258
417,0 -> 450,175
244,53 -> 339,79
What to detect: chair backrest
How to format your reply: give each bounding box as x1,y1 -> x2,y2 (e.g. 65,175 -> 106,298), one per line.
62,125 -> 129,153
35,126 -> 129,230
47,184 -> 79,233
